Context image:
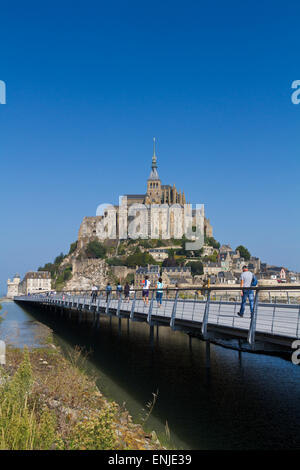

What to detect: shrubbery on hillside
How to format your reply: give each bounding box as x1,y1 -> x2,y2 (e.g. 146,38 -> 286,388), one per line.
125,248 -> 158,268
85,241 -> 106,259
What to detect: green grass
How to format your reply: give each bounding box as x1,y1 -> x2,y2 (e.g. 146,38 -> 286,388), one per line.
0,346 -> 164,450
0,348 -> 57,450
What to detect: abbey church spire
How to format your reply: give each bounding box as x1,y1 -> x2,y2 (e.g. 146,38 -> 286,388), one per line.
152,136 -> 157,167
145,137 -> 162,204
149,137 -> 160,180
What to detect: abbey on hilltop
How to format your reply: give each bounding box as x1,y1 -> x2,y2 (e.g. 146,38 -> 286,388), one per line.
78,139 -> 213,248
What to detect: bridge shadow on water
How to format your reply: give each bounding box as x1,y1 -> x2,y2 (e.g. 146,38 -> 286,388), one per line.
18,302 -> 300,450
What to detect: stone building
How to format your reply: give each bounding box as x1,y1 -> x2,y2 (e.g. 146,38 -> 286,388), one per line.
19,271 -> 51,295
203,262 -> 223,276
248,257 -> 261,274
147,245 -> 179,262
162,266 -> 193,286
148,248 -> 169,262
217,271 -> 237,284
78,139 -> 213,248
135,265 -> 160,288
202,245 -> 215,257
6,274 -> 21,299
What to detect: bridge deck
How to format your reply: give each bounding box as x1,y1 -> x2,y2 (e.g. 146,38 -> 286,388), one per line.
14,294 -> 300,350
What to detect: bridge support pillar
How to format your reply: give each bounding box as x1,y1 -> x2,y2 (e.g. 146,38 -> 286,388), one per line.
206,341 -> 211,368
149,324 -> 154,348
127,318 -> 130,335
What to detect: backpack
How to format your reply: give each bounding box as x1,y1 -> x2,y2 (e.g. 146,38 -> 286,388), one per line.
251,274 -> 258,287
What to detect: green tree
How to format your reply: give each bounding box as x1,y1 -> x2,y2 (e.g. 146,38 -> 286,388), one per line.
162,257 -> 178,267
106,257 -> 126,266
236,245 -> 251,261
125,248 -> 157,267
69,241 -> 78,255
54,253 -> 65,265
207,250 -> 218,263
85,241 -> 106,259
38,262 -> 57,278
167,248 -> 176,259
186,261 -> 204,275
204,236 -> 220,249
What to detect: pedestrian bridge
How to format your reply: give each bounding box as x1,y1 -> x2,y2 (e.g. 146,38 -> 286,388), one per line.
14,286 -> 300,353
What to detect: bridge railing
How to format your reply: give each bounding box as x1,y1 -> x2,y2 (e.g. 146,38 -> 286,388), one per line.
15,285 -> 300,346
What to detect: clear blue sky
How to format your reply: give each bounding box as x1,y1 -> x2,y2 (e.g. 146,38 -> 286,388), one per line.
1,0 -> 300,294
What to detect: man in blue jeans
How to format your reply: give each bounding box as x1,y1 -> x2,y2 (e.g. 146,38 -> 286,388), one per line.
237,266 -> 255,317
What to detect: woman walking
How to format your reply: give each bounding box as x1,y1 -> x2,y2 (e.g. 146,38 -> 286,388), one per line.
156,277 -> 164,308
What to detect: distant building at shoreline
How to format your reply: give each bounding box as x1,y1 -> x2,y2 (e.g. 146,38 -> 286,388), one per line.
6,271 -> 51,297
6,274 -> 21,299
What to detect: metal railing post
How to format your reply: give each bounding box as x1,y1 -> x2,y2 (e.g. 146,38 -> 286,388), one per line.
130,291 -> 137,320
106,293 -> 111,315
170,291 -> 179,329
192,291 -> 197,322
201,290 -> 211,338
147,290 -> 155,324
271,300 -> 277,334
117,293 -> 122,317
297,304 -> 300,338
248,289 -> 259,345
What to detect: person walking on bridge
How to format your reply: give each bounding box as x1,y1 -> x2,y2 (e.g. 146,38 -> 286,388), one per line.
106,283 -> 112,302
124,282 -> 130,302
237,266 -> 257,317
116,282 -> 123,299
156,277 -> 164,308
142,276 -> 150,305
91,285 -> 98,303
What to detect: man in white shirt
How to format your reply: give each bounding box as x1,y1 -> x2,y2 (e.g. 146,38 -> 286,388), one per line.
142,276 -> 151,305
91,285 -> 98,303
237,266 -> 255,317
